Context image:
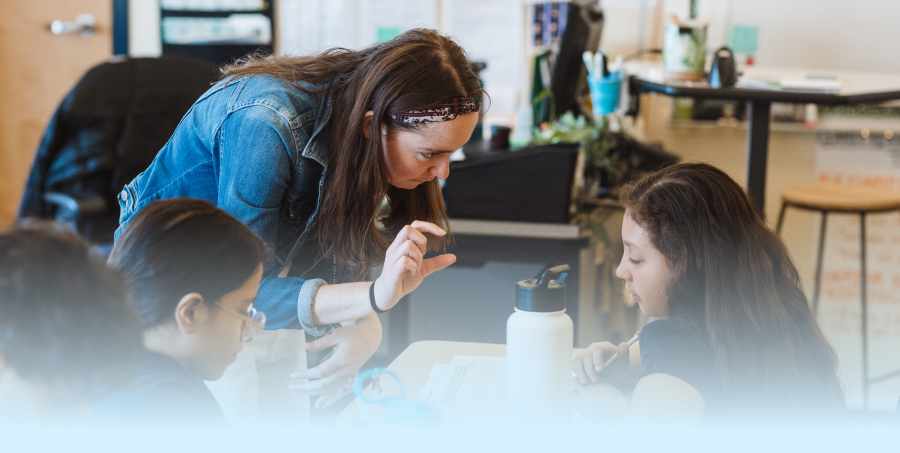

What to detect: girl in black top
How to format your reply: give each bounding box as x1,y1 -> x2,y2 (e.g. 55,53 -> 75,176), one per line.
573,163 -> 845,421
94,198 -> 267,424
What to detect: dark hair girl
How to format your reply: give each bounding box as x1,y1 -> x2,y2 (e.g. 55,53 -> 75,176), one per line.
573,162 -> 844,421
97,198 -> 267,423
113,29 -> 481,416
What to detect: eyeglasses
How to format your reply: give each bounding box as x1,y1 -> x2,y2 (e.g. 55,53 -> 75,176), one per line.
213,302 -> 266,341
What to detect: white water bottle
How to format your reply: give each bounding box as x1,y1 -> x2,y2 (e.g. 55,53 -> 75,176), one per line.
506,265 -> 574,424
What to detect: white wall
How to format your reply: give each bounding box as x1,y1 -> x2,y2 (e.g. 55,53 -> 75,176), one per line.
604,0 -> 900,74
127,0 -> 900,117
729,0 -> 900,73
129,0 -> 900,74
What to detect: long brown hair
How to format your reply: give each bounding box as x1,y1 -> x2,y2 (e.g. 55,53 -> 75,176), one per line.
221,29 -> 484,278
619,162 -> 844,416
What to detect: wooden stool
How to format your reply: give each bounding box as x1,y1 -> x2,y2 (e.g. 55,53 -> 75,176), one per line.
776,184 -> 900,409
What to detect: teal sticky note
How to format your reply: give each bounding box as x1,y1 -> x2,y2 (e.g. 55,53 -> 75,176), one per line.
729,25 -> 759,54
377,27 -> 401,43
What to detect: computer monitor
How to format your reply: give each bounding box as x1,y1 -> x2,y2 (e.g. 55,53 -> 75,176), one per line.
540,0 -> 604,123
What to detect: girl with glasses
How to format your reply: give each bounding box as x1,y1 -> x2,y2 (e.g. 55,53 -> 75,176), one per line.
94,198 -> 267,424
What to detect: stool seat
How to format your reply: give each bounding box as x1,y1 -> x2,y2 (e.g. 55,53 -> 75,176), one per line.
782,184 -> 900,212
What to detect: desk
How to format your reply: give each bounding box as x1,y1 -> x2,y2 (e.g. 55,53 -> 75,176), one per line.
627,63 -> 900,213
337,340 -> 583,424
385,219 -> 589,358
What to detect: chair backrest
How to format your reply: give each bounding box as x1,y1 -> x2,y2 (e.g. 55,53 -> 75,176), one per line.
18,56 -> 219,243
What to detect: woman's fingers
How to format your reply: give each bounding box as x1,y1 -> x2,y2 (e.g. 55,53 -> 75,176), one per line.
394,240 -> 424,271
290,353 -> 342,380
301,332 -> 343,353
389,225 -> 428,257
409,220 -> 446,237
387,222 -> 447,258
420,254 -> 456,277
315,388 -> 351,410
377,221 -> 452,306
394,256 -> 416,276
289,370 -> 347,395
385,221 -> 450,273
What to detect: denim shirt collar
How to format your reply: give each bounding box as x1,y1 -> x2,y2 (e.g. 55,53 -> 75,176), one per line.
301,88 -> 333,167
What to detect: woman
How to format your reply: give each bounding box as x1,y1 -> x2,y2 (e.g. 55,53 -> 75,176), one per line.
114,29 -> 482,420
572,163 -> 845,421
95,198 -> 267,424
0,224 -> 142,425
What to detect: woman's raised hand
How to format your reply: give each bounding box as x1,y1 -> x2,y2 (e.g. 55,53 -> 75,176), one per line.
373,221 -> 456,311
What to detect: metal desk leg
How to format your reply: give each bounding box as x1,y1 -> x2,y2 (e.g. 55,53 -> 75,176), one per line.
746,101 -> 772,216
860,212 -> 869,410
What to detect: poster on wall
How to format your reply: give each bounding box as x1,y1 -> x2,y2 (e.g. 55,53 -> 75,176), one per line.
279,0 -> 438,56
815,130 -> 900,411
443,0 -> 524,118
280,0 -> 356,54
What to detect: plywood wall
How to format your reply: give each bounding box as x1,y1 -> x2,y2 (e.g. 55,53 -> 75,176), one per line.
0,0 -> 112,227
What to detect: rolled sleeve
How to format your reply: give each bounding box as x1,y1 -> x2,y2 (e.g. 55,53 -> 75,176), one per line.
256,275 -> 327,333
297,278 -> 331,336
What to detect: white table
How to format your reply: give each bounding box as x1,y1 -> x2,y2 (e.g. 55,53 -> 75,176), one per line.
337,340 -> 583,424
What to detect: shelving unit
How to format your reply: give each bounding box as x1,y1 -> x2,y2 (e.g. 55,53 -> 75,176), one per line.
160,0 -> 275,66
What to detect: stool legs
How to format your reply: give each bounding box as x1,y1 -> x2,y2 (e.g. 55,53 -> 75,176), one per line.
782,204 -> 828,316
775,202 -> 788,234
811,212 -> 828,316
860,212 -> 869,410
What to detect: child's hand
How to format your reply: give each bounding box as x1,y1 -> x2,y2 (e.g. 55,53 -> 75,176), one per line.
573,341 -> 630,386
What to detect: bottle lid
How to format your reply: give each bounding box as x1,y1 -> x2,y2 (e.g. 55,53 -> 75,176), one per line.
515,264 -> 569,312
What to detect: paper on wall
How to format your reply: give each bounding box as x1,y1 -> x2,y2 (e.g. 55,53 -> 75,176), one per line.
161,14 -> 272,45
280,0 -> 437,55
280,0 -> 356,55
814,131 -> 900,411
160,0 -> 264,11
359,0 -> 438,46
442,0 -> 525,117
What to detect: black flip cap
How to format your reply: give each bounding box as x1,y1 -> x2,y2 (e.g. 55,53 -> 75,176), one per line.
516,264 -> 569,312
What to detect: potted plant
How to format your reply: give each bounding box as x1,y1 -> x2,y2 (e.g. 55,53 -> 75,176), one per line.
530,111 -> 628,199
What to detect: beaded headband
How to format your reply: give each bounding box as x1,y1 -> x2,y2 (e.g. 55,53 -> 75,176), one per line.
390,96 -> 481,125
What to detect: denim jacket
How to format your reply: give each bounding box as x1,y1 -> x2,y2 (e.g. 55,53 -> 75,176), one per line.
115,75 -> 334,334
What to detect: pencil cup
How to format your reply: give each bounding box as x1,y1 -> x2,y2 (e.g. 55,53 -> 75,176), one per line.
587,74 -> 621,117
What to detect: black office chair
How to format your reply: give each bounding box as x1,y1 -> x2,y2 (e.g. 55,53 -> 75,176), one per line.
18,56 -> 219,244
